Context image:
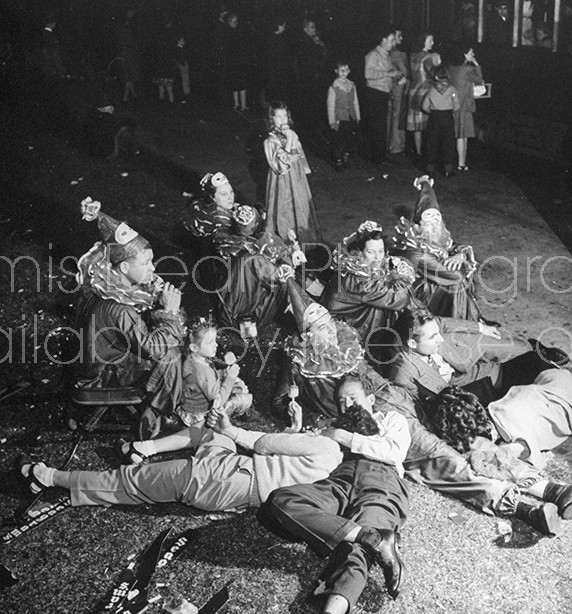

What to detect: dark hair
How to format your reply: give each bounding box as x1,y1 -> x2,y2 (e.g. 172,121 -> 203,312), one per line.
412,32 -> 433,53
266,100 -> 293,131
378,24 -> 396,42
425,385 -> 493,454
433,65 -> 450,82
449,43 -> 471,65
349,229 -> 385,253
338,371 -> 376,396
335,58 -> 350,69
332,403 -> 380,436
393,308 -> 435,346
187,315 -> 217,347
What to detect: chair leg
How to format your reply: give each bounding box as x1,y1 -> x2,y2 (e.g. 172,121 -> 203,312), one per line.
84,405 -> 110,431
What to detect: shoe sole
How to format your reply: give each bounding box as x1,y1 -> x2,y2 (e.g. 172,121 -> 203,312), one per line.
541,503 -> 562,536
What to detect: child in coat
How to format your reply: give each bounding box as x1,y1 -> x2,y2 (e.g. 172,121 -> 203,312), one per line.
421,66 -> 460,177
327,60 -> 361,172
263,101 -> 322,246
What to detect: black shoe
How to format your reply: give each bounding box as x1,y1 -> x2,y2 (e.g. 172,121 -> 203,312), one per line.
543,482 -> 572,519
113,439 -> 150,465
528,338 -> 570,366
361,529 -> 403,599
515,502 -> 561,536
16,453 -> 46,494
444,171 -> 456,178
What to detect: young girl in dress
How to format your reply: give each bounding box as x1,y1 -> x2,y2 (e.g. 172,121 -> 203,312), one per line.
263,101 -> 322,246
119,317 -> 252,463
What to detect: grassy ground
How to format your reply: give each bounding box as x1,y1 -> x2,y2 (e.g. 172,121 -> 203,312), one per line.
1,74 -> 572,614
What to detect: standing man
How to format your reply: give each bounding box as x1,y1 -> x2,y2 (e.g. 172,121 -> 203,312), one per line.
364,26 -> 402,166
388,28 -> 409,156
485,0 -> 513,48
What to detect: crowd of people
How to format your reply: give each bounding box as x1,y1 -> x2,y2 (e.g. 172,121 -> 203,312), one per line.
10,4 -> 572,614
19,168 -> 572,614
18,0 -> 572,176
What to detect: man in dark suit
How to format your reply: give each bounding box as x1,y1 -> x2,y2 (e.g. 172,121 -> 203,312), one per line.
485,0 -> 513,48
389,308 -> 568,405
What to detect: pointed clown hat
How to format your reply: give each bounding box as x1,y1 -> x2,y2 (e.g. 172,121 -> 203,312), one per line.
412,176 -> 440,224
80,197 -> 150,265
287,278 -> 331,334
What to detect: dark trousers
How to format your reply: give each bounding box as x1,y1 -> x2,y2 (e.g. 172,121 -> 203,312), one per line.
331,119 -> 358,162
262,459 -> 408,611
366,88 -> 390,164
425,110 -> 456,173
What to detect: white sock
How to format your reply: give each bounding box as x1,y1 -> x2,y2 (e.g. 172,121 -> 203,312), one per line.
134,440 -> 157,458
23,463 -> 55,488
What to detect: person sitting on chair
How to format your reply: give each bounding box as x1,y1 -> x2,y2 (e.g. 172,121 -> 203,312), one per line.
74,197 -> 186,438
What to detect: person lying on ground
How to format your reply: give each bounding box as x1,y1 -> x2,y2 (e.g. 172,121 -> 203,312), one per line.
18,407 -> 343,515
273,282 -> 571,535
259,373 -> 410,614
389,307 -> 570,406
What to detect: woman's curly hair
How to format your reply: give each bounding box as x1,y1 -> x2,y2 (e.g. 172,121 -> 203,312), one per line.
425,385 -> 493,454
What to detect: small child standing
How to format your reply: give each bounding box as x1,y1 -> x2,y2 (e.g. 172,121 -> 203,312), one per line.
421,66 -> 460,178
118,318 -> 252,464
327,60 -> 361,172
264,101 -> 322,246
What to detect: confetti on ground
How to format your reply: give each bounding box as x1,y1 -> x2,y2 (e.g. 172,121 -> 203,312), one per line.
121,172 -> 129,177
182,192 -> 193,198
366,177 -> 375,182
70,181 -> 79,185
148,204 -> 156,208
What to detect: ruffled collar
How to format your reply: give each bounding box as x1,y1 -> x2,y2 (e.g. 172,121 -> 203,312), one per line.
332,245 -> 392,280
286,321 -> 365,379
88,260 -> 163,312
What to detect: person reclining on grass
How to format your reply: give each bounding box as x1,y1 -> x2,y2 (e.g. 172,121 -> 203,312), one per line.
18,407 -> 342,514
388,307 -> 570,406
260,373 -> 410,614
274,282 -> 572,536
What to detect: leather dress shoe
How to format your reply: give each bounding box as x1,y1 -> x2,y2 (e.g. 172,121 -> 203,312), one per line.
544,482 -> 572,519
528,338 -> 570,366
367,529 -> 403,599
515,502 -> 561,536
